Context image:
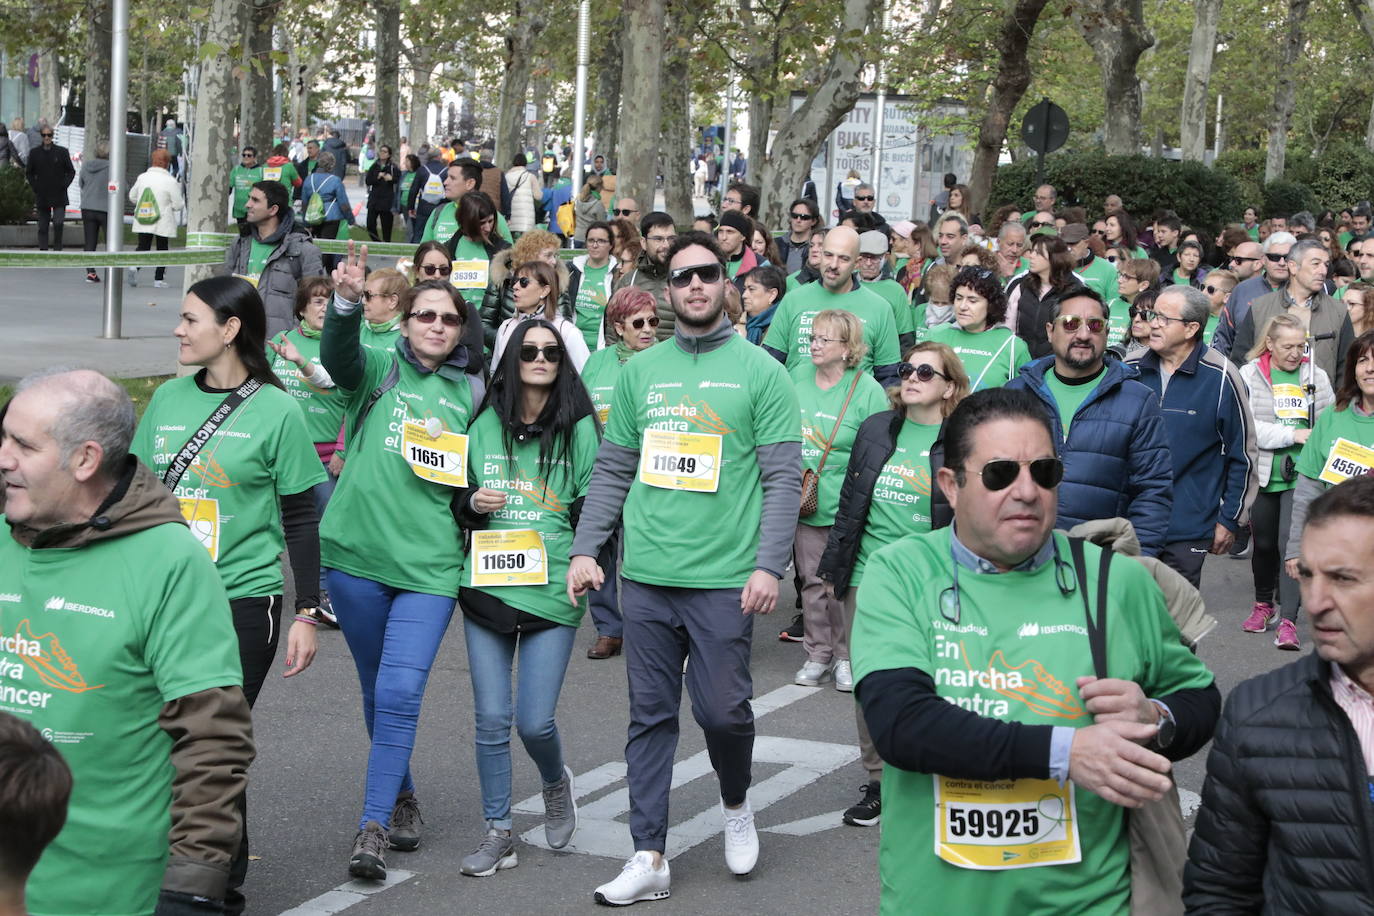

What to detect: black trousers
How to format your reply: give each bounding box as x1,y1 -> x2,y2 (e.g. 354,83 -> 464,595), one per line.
1252,488 -> 1299,617
366,208 -> 394,242
314,220 -> 341,271
82,209 -> 108,273
135,233 -> 170,281
1159,539 -> 1211,589
36,203 -> 64,249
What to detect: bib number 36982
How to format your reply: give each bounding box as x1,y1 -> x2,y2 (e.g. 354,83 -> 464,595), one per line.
402,418 -> 468,487
933,776 -> 1081,870
638,429 -> 723,493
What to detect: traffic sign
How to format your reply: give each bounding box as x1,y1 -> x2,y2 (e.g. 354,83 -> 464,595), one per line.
1022,99 -> 1069,155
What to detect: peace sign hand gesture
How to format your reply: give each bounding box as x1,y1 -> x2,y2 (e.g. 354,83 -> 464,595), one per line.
332,240 -> 368,302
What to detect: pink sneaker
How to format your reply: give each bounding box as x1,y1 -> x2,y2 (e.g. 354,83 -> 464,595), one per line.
1274,619 -> 1300,650
1242,602 -> 1276,633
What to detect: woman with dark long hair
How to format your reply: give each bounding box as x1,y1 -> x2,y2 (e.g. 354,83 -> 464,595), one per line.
452,318 -> 601,876
131,274 -> 326,910
446,190 -> 512,314
1004,234 -> 1080,357
1104,210 -> 1147,259
364,144 -> 402,242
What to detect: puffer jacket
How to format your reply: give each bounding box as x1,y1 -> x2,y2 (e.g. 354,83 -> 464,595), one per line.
505,166 -> 541,233
1183,650 -> 1374,913
614,252 -> 673,340
1006,356 -> 1173,556
222,210 -> 325,339
127,166 -> 184,237
817,410 -> 950,598
1239,355 -> 1335,488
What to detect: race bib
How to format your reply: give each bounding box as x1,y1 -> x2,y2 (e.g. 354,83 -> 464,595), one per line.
263,166 -> 283,181
231,273 -> 260,288
934,776 -> 1081,870
470,529 -> 548,586
638,429 -> 722,492
597,405 -> 611,424
1318,437 -> 1374,485
1272,383 -> 1307,421
401,417 -> 469,487
450,259 -> 490,290
179,498 -> 220,561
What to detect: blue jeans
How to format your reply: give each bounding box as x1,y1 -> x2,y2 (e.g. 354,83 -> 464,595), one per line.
326,569 -> 456,830
463,615 -> 576,831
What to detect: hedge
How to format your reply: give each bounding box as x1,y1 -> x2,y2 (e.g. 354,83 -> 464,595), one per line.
1282,141 -> 1374,213
0,167 -> 34,225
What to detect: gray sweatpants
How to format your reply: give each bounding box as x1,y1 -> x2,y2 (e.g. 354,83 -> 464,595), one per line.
622,578 -> 755,852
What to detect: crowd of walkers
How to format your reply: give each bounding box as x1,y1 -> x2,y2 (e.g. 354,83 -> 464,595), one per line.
6,165 -> 1374,916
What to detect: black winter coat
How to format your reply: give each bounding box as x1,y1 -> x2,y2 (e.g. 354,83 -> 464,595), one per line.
26,143 -> 75,206
364,160 -> 402,211
1183,650 -> 1374,914
817,410 -> 950,598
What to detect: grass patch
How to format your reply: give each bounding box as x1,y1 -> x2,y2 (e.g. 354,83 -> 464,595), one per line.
0,373 -> 171,420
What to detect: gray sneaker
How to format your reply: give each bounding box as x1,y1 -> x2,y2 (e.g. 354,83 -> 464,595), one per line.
389,792 -> 422,851
543,765 -> 578,849
348,820 -> 388,881
460,829 -> 518,877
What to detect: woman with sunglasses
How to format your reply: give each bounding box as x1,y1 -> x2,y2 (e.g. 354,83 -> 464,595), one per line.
1203,269 -> 1238,343
924,266 -> 1029,390
776,198 -> 819,273
792,310 -> 890,692
451,319 -> 601,876
1109,287 -> 1158,360
319,244 -> 484,881
818,341 -> 969,827
403,242 -> 487,375
1239,314 -> 1334,650
492,259 -> 590,373
1005,235 -> 1080,358
484,229 -> 571,352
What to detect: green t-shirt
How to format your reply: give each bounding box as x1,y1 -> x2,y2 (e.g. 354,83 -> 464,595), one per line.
266,327 -> 348,444
1076,255 -> 1118,303
1,519 -> 242,916
230,164 -> 262,219
605,334 -> 801,588
1203,311 -> 1221,344
132,376 -> 326,600
862,278 -> 915,339
1262,365 -> 1309,493
319,342 -> 475,597
851,529 -> 1214,916
581,343 -> 634,424
792,365 -> 889,527
460,410 -> 599,626
761,281 -> 901,373
421,202 -> 513,244
260,160 -> 299,197
574,262 -> 612,349
1295,404 -> 1374,485
923,324 -> 1031,391
853,418 -> 938,585
450,234 -> 492,311
1044,367 -> 1104,436
245,237 -> 275,281
1105,297 -> 1132,349
399,171 -> 416,202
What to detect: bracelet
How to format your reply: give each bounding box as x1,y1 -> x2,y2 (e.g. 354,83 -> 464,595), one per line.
294,613 -> 319,626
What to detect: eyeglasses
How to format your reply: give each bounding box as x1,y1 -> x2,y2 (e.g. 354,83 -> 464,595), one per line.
1143,310 -> 1194,326
668,262 -> 724,288
514,275 -> 545,289
1265,252 -> 1288,263
956,266 -> 995,281
898,362 -> 949,382
519,344 -> 563,363
646,234 -> 676,244
723,197 -> 742,206
790,212 -> 815,220
1052,315 -> 1107,334
1031,220 -> 1054,228
956,457 -> 1064,491
408,309 -> 462,327
854,195 -> 875,202
613,208 -> 638,216
420,264 -> 452,276
857,252 -> 884,260
1092,229 -> 1107,237
627,315 -> 660,330
362,290 -> 396,301
585,237 -> 611,246
809,335 -> 846,347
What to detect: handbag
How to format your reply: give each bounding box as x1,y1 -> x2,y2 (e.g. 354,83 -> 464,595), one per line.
800,371 -> 862,517
1068,538 -> 1187,916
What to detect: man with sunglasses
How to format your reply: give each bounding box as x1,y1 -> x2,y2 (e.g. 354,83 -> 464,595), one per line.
230,147 -> 264,238
1007,286 -> 1172,556
24,125 -> 74,251
1213,232 -> 1295,358
775,198 -> 818,274
850,386 -> 1218,916
569,231 -> 801,905
850,183 -> 887,227
1127,285 -> 1258,587
611,197 -> 640,222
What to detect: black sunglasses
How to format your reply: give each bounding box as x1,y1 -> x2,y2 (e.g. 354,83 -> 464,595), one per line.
1229,255 -> 1259,264
958,457 -> 1064,491
1204,284 -> 1227,295
41,133 -> 54,138
668,262 -> 724,288
613,208 -> 637,216
408,309 -> 462,327
898,362 -> 949,382
514,275 -> 546,289
1265,252 -> 1287,263
420,264 -> 452,276
854,195 -> 875,202
1128,307 -> 1147,320
790,211 -> 815,220
519,344 -> 563,363
627,315 -> 660,330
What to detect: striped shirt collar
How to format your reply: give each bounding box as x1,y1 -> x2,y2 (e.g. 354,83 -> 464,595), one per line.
1330,662 -> 1374,776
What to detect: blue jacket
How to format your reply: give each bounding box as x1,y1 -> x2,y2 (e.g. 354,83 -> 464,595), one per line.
1127,342 -> 1258,543
1008,357 -> 1173,556
300,171 -> 353,225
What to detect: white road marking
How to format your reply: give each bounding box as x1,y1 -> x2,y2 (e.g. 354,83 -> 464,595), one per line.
275,870 -> 415,916
761,810 -> 851,836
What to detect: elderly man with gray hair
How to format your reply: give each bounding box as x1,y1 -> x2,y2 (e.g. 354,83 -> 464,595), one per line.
1127,286 -> 1258,587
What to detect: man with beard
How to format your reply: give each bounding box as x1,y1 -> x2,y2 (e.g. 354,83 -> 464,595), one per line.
615,211 -> 677,339
567,231 -> 801,905
1006,286 -> 1173,556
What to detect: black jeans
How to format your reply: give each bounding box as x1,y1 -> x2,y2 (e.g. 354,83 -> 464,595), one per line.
82,209 -> 108,273
36,203 -> 64,249
1159,539 -> 1211,589
314,220 -> 341,271
1251,488 -> 1299,617
135,233 -> 170,281
366,208 -> 394,243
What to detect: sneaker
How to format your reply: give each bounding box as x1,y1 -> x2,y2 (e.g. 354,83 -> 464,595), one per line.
593,851 -> 671,906
794,659 -> 832,687
348,820 -> 388,881
1229,529 -> 1252,559
85,271 -> 100,283
154,279 -> 168,288
543,765 -> 577,850
1275,619 -> 1301,650
314,594 -> 340,629
843,782 -> 881,827
126,266 -> 138,287
1242,602 -> 1276,633
460,829 -> 518,877
389,792 -> 421,851
778,613 -> 804,642
833,660 -> 853,693
722,800 -> 758,875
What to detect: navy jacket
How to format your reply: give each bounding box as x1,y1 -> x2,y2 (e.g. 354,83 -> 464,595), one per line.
1007,357 -> 1173,556
1127,342 -> 1258,543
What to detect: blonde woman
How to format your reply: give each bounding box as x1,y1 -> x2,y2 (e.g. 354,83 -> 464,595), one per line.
491,260 -> 590,372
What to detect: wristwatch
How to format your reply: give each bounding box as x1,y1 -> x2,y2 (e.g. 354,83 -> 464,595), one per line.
1147,699 -> 1176,750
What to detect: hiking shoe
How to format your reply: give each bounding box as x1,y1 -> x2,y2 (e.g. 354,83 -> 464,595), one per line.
1242,602 -> 1276,633
348,820 -> 388,881
778,613 -> 804,642
833,660 -> 853,692
1275,619 -> 1301,650
843,782 -> 881,826
460,829 -> 517,877
389,792 -> 421,851
543,765 -> 577,849
794,660 -> 832,687
722,799 -> 758,875
593,851 -> 670,906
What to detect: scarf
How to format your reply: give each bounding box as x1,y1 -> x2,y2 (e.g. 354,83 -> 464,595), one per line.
746,303 -> 779,345
298,320 -> 322,339
367,314 -> 401,335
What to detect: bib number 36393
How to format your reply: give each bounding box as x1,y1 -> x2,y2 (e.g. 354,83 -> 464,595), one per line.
402,418 -> 468,487
638,429 -> 723,493
470,529 -> 547,586
934,775 -> 1081,870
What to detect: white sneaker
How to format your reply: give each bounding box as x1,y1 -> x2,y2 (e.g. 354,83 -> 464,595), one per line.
126,266 -> 138,287
794,659 -> 832,687
153,279 -> 168,288
722,799 -> 758,875
833,660 -> 854,692
593,851 -> 670,906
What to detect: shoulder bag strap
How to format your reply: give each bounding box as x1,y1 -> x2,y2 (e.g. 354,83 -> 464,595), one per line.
815,370 -> 864,476
349,360 -> 401,448
161,378 -> 262,492
1069,536 -> 1111,680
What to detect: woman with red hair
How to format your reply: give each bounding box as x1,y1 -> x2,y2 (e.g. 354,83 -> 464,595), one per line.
125,148 -> 185,288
